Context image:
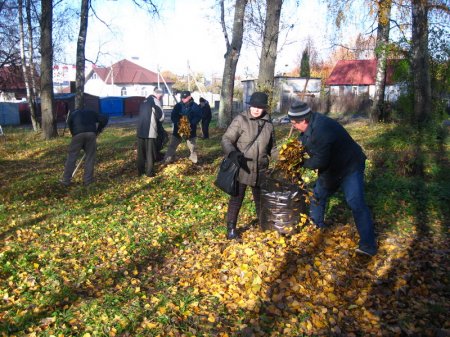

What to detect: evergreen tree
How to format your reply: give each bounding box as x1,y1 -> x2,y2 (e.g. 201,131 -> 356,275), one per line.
300,48 -> 310,78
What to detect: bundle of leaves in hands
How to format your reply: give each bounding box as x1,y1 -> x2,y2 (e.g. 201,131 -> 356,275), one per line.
275,137 -> 308,183
178,115 -> 191,138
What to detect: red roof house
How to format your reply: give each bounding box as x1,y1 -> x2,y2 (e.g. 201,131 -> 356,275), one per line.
325,59 -> 402,100
0,66 -> 39,100
85,59 -> 173,98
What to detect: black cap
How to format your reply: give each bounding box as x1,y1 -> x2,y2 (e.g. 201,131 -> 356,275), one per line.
180,90 -> 191,99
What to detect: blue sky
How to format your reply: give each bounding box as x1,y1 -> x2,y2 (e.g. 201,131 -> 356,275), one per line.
78,0 -> 358,78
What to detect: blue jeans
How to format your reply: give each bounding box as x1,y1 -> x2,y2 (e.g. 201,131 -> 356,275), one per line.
310,165 -> 377,254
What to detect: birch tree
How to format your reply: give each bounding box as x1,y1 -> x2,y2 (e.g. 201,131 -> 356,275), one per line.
18,0 -> 39,131
218,0 -> 248,128
25,0 -> 39,124
74,0 -> 90,110
371,0 -> 393,122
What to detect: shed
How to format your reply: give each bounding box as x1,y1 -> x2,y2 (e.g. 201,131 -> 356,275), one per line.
84,93 -> 100,113
124,96 -> 145,117
100,96 -> 125,117
0,103 -> 21,125
54,93 -> 75,122
19,102 -> 32,124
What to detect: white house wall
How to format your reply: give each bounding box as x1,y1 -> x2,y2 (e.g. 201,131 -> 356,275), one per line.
329,84 -> 402,102
84,78 -> 110,97
277,78 -> 322,94
84,80 -> 158,98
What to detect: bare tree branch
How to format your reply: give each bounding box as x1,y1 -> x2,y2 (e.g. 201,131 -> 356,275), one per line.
220,0 -> 230,49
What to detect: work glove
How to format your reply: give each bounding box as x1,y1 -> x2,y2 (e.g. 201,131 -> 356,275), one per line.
228,151 -> 244,168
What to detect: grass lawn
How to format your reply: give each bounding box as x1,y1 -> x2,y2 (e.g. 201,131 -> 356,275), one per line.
0,118 -> 449,336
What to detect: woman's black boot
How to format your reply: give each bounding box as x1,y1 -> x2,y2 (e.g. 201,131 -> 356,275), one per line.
226,222 -> 238,239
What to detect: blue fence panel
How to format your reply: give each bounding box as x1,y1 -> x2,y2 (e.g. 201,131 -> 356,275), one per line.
100,97 -> 125,117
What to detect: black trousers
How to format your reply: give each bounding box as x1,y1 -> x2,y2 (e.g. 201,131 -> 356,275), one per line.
201,118 -> 211,139
137,138 -> 157,176
226,182 -> 261,224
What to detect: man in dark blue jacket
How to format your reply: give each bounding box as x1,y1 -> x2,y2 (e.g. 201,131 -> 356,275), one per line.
61,108 -> 108,186
288,99 -> 377,256
164,90 -> 202,163
136,88 -> 164,177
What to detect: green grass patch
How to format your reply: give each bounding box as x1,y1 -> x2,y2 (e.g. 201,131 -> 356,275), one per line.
0,119 -> 448,336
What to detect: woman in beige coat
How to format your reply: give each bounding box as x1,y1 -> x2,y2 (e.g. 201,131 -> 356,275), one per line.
221,92 -> 276,239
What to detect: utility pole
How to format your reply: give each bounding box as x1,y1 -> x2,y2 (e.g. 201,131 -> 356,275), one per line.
157,64 -> 160,89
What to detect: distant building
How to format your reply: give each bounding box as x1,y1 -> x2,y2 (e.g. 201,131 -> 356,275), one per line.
84,59 -> 175,103
0,65 -> 35,101
325,59 -> 404,101
242,76 -> 322,115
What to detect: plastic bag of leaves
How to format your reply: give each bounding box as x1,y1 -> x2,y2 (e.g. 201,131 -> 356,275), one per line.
178,115 -> 191,139
258,169 -> 307,235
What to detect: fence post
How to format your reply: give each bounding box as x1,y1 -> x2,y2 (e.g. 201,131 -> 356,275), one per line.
0,125 -> 5,142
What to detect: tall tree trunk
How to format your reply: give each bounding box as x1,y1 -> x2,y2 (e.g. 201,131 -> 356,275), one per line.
26,0 -> 39,130
257,0 -> 282,108
218,0 -> 248,128
411,0 -> 431,125
370,0 -> 392,123
18,0 -> 38,131
75,0 -> 90,110
40,0 -> 57,139
17,0 -> 39,131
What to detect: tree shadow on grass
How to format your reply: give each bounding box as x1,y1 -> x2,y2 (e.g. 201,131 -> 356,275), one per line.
236,122 -> 449,335
362,125 -> 449,335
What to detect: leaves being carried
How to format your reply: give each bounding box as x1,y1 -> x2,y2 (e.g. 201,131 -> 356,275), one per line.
178,115 -> 191,139
275,138 -> 308,185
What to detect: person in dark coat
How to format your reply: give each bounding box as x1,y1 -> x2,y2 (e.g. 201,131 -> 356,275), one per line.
164,90 -> 203,163
288,99 -> 377,256
61,108 -> 108,186
136,88 -> 164,177
199,97 -> 212,139
221,92 -> 276,239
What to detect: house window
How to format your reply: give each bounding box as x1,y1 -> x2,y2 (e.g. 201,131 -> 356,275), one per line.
352,86 -> 358,96
141,87 -> 147,97
121,87 -> 127,96
92,73 -> 97,80
359,86 -> 369,94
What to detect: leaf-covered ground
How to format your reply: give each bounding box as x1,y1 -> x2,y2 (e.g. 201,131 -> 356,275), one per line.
0,120 -> 449,336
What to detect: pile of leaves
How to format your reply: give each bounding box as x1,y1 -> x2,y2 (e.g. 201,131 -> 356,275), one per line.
0,122 -> 448,336
275,138 -> 308,183
178,116 -> 191,139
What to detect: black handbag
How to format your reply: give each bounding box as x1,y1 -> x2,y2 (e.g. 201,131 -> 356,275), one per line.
215,157 -> 240,196
214,120 -> 266,196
